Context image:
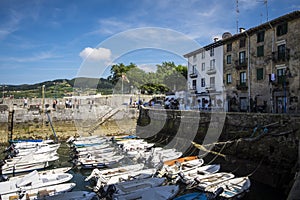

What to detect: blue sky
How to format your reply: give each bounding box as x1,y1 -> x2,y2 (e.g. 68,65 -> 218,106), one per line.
0,0 -> 299,85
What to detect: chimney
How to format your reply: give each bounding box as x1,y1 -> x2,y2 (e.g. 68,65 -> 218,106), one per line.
239,27 -> 245,33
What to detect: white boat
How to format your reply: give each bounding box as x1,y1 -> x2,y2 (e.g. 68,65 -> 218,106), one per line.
77,155 -> 124,169
15,144 -> 60,157
1,183 -> 76,200
2,153 -> 59,175
31,190 -> 96,200
2,161 -> 50,175
86,166 -> 157,185
13,140 -> 55,150
75,147 -> 115,157
78,151 -> 116,160
9,167 -> 72,181
73,138 -> 108,147
114,185 -> 179,200
183,172 -> 235,191
133,148 -> 180,161
205,176 -> 251,199
73,143 -> 110,152
0,170 -> 73,196
105,168 -> 157,185
67,135 -> 100,143
4,153 -> 59,166
118,140 -> 154,152
158,158 -> 204,179
116,139 -> 145,146
95,177 -> 166,198
85,164 -> 144,181
146,151 -> 183,167
183,164 -> 221,177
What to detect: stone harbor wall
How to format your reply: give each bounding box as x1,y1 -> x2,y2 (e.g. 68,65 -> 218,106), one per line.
137,107 -> 300,195
0,103 -> 139,143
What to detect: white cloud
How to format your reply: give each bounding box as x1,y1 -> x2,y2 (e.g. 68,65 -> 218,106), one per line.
138,64 -> 157,73
79,47 -> 112,61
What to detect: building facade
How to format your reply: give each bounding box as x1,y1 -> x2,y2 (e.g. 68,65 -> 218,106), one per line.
223,10 -> 300,113
184,41 -> 224,110
185,10 -> 300,113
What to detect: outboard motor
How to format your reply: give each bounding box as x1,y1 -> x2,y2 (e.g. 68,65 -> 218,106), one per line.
95,184 -> 116,199
178,171 -> 185,179
194,177 -> 202,183
212,187 -> 224,199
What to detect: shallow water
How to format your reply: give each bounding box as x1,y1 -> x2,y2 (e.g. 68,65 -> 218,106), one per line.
1,142 -> 287,200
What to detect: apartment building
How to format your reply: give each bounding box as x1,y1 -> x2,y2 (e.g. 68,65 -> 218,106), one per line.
223,10 -> 300,113
184,40 -> 224,110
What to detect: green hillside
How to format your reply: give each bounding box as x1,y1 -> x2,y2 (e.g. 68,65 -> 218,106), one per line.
2,78 -> 113,99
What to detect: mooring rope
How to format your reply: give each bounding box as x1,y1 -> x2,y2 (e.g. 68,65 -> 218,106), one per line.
192,142 -> 227,158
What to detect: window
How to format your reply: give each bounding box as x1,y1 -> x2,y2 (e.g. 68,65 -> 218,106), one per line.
210,59 -> 215,70
278,44 -> 286,61
192,65 -> 196,74
193,55 -> 197,62
226,55 -> 232,64
201,78 -> 205,87
240,72 -> 247,85
227,43 -> 232,52
239,51 -> 246,64
226,74 -> 232,84
277,68 -> 285,84
201,51 -> 205,59
277,23 -> 288,36
201,63 -> 205,71
192,80 -> 197,90
257,68 -> 264,80
240,38 -> 246,48
210,77 -> 215,88
210,48 -> 214,57
257,31 -> 265,43
257,45 -> 264,57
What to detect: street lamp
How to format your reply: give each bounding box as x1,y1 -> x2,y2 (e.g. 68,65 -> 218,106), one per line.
42,85 -> 45,112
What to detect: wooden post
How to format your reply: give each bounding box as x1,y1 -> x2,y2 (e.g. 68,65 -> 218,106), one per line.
7,109 -> 14,142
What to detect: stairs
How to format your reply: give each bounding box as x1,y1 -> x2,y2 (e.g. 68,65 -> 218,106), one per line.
88,107 -> 121,135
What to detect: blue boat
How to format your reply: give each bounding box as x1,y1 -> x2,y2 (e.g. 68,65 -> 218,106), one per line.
9,139 -> 43,143
174,188 -> 224,200
174,192 -> 208,200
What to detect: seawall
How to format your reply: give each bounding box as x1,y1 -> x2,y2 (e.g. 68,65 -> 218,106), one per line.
136,107 -> 300,196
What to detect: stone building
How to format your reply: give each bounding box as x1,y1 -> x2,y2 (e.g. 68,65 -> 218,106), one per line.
223,10 -> 300,113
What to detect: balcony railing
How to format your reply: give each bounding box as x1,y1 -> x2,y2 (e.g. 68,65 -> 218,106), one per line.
206,68 -> 216,75
235,58 -> 248,70
189,73 -> 198,78
236,80 -> 248,90
206,84 -> 216,91
272,49 -> 290,63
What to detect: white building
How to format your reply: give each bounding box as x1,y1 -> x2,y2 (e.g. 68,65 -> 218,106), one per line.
184,40 -> 224,110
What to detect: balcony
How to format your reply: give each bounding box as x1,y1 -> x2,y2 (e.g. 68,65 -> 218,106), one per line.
236,80 -> 248,91
275,75 -> 290,87
205,84 -> 216,91
235,58 -> 248,70
189,73 -> 198,78
206,68 -> 216,75
272,49 -> 290,63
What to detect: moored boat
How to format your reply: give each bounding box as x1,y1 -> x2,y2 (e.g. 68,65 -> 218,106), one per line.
1,183 -> 76,200
0,170 -> 73,196
205,176 -> 251,199
113,185 -> 179,200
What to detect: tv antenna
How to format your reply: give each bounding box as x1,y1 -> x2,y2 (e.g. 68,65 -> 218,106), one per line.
236,0 -> 239,33
257,0 -> 269,22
